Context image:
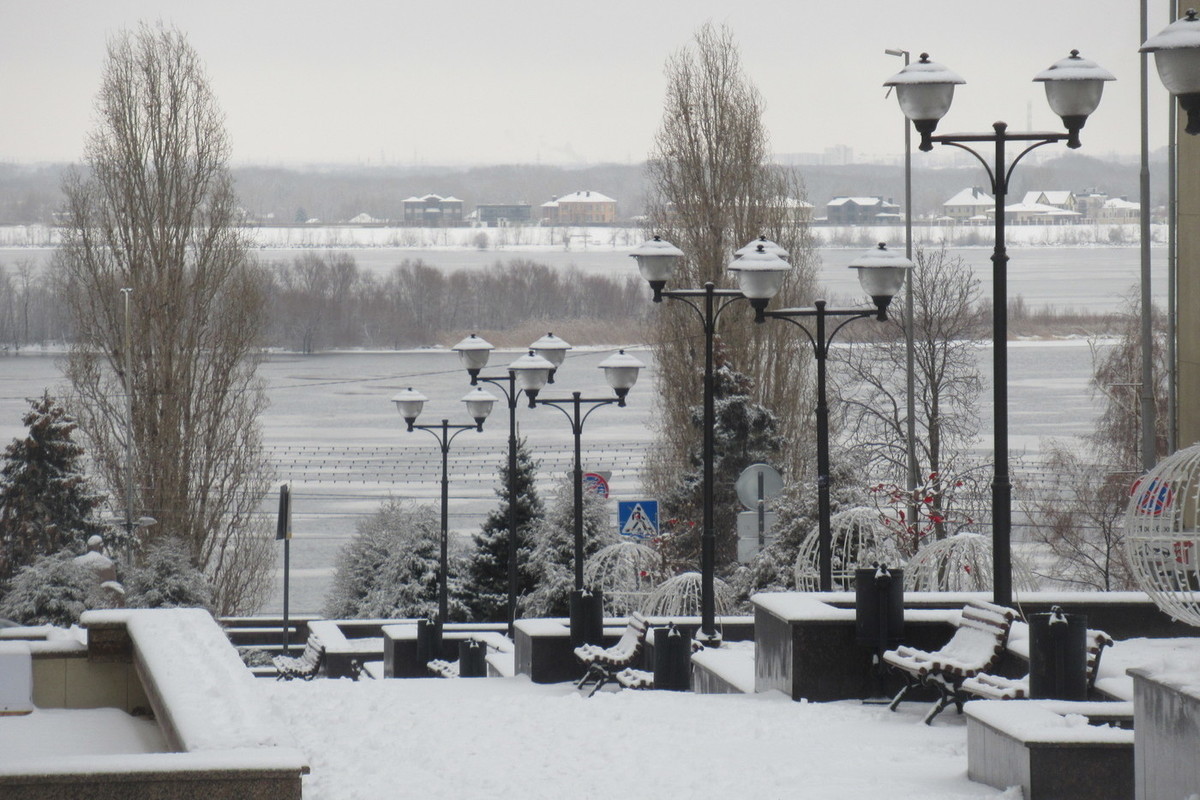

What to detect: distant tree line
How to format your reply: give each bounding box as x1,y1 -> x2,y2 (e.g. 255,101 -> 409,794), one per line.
0,252 -> 648,353
263,253 -> 648,352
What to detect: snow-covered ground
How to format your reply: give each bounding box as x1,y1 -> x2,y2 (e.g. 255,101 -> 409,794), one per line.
259,676 -> 1015,800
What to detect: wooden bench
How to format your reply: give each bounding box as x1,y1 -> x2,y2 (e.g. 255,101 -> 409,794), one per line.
959,623 -> 1113,701
272,635 -> 324,681
883,599 -> 1017,724
574,613 -> 649,697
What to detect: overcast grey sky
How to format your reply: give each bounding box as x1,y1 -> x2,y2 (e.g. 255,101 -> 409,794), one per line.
0,1 -> 1179,167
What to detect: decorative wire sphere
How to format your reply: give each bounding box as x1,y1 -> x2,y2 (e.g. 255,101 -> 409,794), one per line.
584,541 -> 664,617
640,571 -> 734,617
902,531 -> 1038,593
1124,443 -> 1200,627
793,507 -> 907,591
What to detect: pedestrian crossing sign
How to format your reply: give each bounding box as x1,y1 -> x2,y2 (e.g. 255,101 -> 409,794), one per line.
618,500 -> 659,539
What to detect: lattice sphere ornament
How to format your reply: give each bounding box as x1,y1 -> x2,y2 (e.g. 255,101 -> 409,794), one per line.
902,531 -> 1038,593
1124,443 -> 1200,627
793,506 -> 907,591
584,541 -> 664,617
640,571 -> 734,617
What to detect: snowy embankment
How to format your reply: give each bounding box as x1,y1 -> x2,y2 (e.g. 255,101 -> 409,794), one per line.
0,222 -> 1166,251
260,677 -> 1013,800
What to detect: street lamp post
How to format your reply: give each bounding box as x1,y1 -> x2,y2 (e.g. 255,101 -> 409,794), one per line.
452,334 -> 563,635
758,244 -> 913,591
520,350 -> 645,646
632,237 -> 790,644
884,47 -> 921,544
884,50 -> 1114,606
391,386 -> 496,636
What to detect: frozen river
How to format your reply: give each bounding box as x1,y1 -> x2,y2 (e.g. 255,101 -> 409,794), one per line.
1,337 -> 1106,614
0,236 -> 1147,612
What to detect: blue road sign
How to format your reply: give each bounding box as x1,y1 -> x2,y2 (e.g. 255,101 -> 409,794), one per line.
618,500 -> 659,539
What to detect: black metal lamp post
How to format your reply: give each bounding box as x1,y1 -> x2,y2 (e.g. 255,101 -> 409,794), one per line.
756,243 -> 914,591
521,349 -> 645,646
632,236 -> 791,645
392,386 -> 496,628
884,50 -> 1114,606
452,334 -> 560,635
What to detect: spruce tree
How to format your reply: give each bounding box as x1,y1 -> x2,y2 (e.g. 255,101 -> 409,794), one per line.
324,498 -> 460,620
657,351 -> 784,574
462,437 -> 543,621
0,393 -> 106,587
522,477 -> 616,618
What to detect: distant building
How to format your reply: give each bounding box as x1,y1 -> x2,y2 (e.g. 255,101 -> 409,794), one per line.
1074,190 -> 1109,220
1098,197 -> 1140,222
825,196 -> 900,225
475,204 -> 532,227
942,187 -> 994,221
541,190 -> 617,225
1021,190 -> 1076,214
401,194 -> 464,227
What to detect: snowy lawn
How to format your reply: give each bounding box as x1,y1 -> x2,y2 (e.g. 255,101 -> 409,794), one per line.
261,677 -> 1015,799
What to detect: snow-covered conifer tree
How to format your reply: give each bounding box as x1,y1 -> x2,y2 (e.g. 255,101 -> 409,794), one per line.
0,392 -> 106,587
324,498 -> 464,620
461,437 -> 543,621
522,477 -> 616,618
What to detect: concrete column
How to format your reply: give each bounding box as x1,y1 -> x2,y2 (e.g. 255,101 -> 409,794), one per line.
1178,0 -> 1200,448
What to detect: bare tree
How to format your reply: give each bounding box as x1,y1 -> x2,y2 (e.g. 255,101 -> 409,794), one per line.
643,22 -> 818,490
56,22 -> 272,614
837,246 -> 989,542
1022,295 -> 1169,590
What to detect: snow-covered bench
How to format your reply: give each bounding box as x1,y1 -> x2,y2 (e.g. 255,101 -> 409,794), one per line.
883,599 -> 1017,724
574,613 -> 648,696
959,622 -> 1113,701
272,635 -> 324,681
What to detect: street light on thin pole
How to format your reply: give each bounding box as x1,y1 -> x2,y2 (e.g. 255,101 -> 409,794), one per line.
884,49 -> 1115,606
756,244 -> 914,591
517,350 -> 644,646
392,386 -> 496,639
632,236 -> 790,645
452,334 -> 564,635
885,47 -> 921,542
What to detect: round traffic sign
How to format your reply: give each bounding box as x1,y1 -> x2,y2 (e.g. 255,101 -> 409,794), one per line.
736,463 -> 784,509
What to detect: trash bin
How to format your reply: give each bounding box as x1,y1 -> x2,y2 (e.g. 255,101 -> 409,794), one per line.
458,638 -> 487,678
569,588 -> 605,648
855,565 -> 905,651
1029,606 -> 1088,700
417,617 -> 443,663
653,623 -> 691,691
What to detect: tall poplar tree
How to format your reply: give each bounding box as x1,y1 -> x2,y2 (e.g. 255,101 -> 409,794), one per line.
644,21 -> 818,501
57,22 -> 271,614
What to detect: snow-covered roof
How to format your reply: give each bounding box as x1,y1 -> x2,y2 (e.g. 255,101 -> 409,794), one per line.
555,190 -> 615,204
1104,197 -> 1140,210
944,187 -> 993,206
1022,190 -> 1073,206
828,196 -> 886,207
1004,201 -> 1067,214
348,212 -> 377,224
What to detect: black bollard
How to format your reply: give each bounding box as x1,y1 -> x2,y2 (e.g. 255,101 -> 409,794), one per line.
569,588 -> 605,647
653,623 -> 691,691
1029,606 -> 1088,700
458,638 -> 487,678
